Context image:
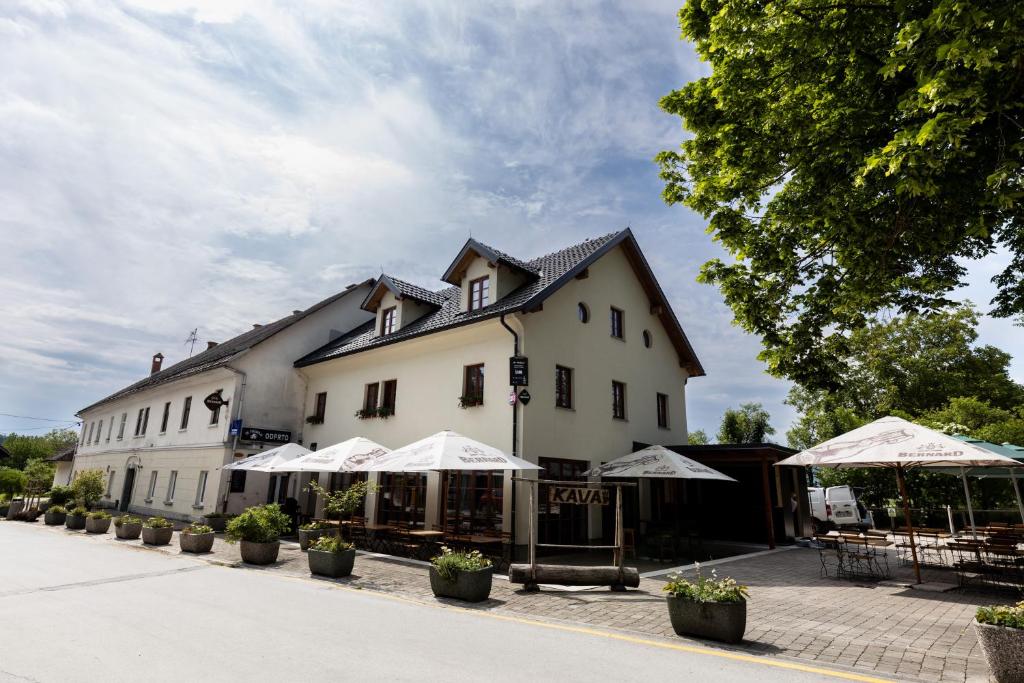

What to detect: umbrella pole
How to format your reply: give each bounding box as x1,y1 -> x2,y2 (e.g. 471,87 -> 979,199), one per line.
895,464 -> 922,584
1010,469 -> 1024,525
959,467 -> 977,540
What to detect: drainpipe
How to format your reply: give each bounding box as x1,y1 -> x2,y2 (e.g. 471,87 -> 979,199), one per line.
500,314 -> 520,555
223,365 -> 248,513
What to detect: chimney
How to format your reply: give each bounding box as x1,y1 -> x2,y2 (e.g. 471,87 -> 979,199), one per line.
292,310 -> 302,315
207,341 -> 218,350
150,352 -> 164,375
253,323 -> 262,329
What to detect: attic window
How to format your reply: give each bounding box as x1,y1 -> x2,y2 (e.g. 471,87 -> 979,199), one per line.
469,276 -> 490,312
380,307 -> 397,335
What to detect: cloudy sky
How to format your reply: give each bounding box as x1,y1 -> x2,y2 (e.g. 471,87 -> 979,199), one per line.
1,0 -> 1019,442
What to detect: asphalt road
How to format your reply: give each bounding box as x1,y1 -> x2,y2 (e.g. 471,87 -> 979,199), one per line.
0,523 -> 859,683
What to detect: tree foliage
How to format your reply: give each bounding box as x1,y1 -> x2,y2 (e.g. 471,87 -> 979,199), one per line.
687,429 -> 711,445
659,0 -> 1024,389
0,467 -> 26,499
717,402 -> 775,443
71,469 -> 105,509
0,429 -> 78,470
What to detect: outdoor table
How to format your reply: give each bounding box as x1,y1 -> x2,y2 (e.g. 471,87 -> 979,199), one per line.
408,530 -> 444,539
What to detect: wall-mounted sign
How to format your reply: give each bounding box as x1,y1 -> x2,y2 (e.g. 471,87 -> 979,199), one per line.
204,390 -> 228,412
548,486 -> 609,506
509,356 -> 529,386
229,419 -> 243,437
239,427 -> 291,444
517,389 -> 531,405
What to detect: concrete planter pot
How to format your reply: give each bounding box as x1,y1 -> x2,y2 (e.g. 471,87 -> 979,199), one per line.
85,517 -> 112,534
308,548 -> 355,578
666,596 -> 747,644
65,513 -> 87,530
298,527 -> 334,551
429,565 -> 494,603
201,516 -> 229,532
974,620 -> 1024,683
240,540 -> 280,565
5,500 -> 24,520
142,526 -> 174,546
44,510 -> 67,526
180,531 -> 215,554
115,522 -> 143,539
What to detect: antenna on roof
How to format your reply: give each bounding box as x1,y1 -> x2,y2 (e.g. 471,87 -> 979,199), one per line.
184,328 -> 199,358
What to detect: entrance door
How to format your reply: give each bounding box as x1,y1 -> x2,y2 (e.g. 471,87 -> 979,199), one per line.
537,457 -> 589,549
119,467 -> 136,512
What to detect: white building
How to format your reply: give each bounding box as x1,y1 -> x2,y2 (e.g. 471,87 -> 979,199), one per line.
70,281 -> 374,520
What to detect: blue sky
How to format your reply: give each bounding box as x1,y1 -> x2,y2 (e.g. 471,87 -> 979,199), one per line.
1,0 -> 1019,442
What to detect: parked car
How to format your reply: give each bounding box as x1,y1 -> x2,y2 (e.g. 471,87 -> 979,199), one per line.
808,486 -> 873,532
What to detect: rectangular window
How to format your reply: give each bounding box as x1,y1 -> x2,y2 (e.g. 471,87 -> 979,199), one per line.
195,471 -> 208,506
612,381 -> 626,420
118,412 -> 127,440
363,383 -> 379,412
380,306 -> 397,335
657,393 -> 669,429
147,471 -> 158,500
610,307 -> 624,339
229,470 -> 247,493
106,417 -> 113,442
314,391 -> 328,421
463,364 -> 485,404
180,396 -> 191,429
382,379 -> 398,415
468,276 -> 490,311
555,366 -> 573,409
141,407 -> 150,435
95,420 -> 103,444
106,470 -> 115,496
160,402 -> 171,433
87,422 -> 95,444
166,470 -> 178,502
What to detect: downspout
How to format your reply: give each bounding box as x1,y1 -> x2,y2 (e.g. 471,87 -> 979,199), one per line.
500,314 -> 520,554
223,365 -> 248,513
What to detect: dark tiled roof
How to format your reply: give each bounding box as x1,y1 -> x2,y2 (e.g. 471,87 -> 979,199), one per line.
441,237 -> 540,284
363,274 -> 447,309
78,280 -> 373,415
296,230 -> 704,376
48,444 -> 77,462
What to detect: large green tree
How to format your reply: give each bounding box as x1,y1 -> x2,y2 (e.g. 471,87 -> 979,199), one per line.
717,402 -> 776,443
658,0 -> 1024,390
0,428 -> 78,470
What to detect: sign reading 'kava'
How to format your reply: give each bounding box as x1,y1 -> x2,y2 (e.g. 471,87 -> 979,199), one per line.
548,486 -> 609,506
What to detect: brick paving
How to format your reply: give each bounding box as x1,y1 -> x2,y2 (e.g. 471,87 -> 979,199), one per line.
23,521 -> 1008,682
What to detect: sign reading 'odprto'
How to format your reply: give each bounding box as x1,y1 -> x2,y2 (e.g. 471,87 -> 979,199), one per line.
548,486 -> 609,506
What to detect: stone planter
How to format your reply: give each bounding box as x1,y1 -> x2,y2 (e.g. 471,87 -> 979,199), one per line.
201,516 -> 229,532
65,513 -> 87,530
298,527 -> 334,551
429,565 -> 494,603
308,548 -> 355,578
180,531 -> 215,554
115,521 -> 143,540
142,526 -> 174,546
5,500 -> 24,520
85,516 -> 112,534
666,596 -> 747,644
44,510 -> 67,526
240,540 -> 280,565
974,620 -> 1024,683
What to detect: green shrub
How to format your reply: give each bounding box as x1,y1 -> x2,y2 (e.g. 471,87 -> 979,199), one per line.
68,506 -> 88,517
0,468 -> 27,498
48,505 -> 67,514
977,601 -> 1024,630
225,504 -> 291,544
87,511 -> 111,520
114,515 -> 142,527
183,524 -> 213,535
309,535 -> 353,553
663,564 -> 748,604
71,469 -> 105,508
143,517 -> 173,529
300,520 -> 333,531
47,485 -> 74,506
430,546 -> 492,581
201,512 -> 230,519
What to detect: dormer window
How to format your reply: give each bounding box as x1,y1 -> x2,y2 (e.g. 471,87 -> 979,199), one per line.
469,276 -> 490,311
380,306 -> 397,335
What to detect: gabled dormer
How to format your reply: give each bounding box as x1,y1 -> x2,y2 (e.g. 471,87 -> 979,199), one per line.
361,274 -> 444,337
441,238 -> 539,313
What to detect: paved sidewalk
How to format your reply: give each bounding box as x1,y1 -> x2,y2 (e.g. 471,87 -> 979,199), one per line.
24,522 -> 1001,682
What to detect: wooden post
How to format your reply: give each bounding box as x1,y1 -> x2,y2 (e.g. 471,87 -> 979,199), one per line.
896,464 -> 922,584
761,458 -> 776,549
614,484 -> 624,570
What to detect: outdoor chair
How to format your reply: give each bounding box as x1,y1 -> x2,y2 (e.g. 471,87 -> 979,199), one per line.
814,536 -> 845,578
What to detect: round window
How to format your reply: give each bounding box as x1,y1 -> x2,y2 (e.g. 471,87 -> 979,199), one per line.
642,330 -> 652,348
578,303 -> 590,323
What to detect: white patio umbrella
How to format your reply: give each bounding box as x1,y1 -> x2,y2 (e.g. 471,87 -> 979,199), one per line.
351,430 -> 541,472
582,445 -> 737,481
775,416 -> 1022,583
267,437 -> 390,473
223,443 -> 310,472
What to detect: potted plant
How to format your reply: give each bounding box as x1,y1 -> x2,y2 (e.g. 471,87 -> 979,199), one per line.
114,515 -> 144,539
44,505 -> 68,526
200,512 -> 233,533
71,469 -> 106,511
225,504 -> 291,565
458,394 -> 483,408
974,600 -> 1024,683
429,546 -> 494,602
180,523 -> 216,553
663,564 -> 748,644
298,520 -> 335,550
142,517 -> 174,545
307,535 -> 356,578
65,506 -> 88,530
47,485 -> 75,508
85,510 -> 113,534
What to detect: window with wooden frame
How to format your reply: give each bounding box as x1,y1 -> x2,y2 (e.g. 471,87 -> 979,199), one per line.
117,412 -> 127,440
159,401 -> 171,433
381,379 -> 398,415
462,364 -> 485,406
555,365 -> 573,409
657,393 -> 669,429
95,420 -> 103,444
468,276 -> 490,311
180,397 -> 191,429
314,391 -> 328,421
363,383 -> 379,412
612,381 -> 626,420
380,306 -> 397,335
610,307 -> 624,339
106,417 -> 114,442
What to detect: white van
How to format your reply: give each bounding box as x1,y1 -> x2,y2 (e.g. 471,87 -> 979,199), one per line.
808,485 -> 873,532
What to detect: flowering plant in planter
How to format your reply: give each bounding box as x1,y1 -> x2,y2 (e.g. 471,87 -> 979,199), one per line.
114,514 -> 144,539
663,565 -> 748,644
428,547 -> 493,602
115,515 -> 143,527
85,510 -> 113,534
143,517 -> 173,528
663,566 -> 748,603
225,504 -> 291,565
458,394 -> 483,409
141,516 -> 174,545
307,535 -> 356,578
977,601 -> 1024,629
974,601 -> 1024,683
310,535 -> 353,553
183,523 -> 214,535
431,546 -> 492,581
180,524 -> 216,553
44,505 -> 68,526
